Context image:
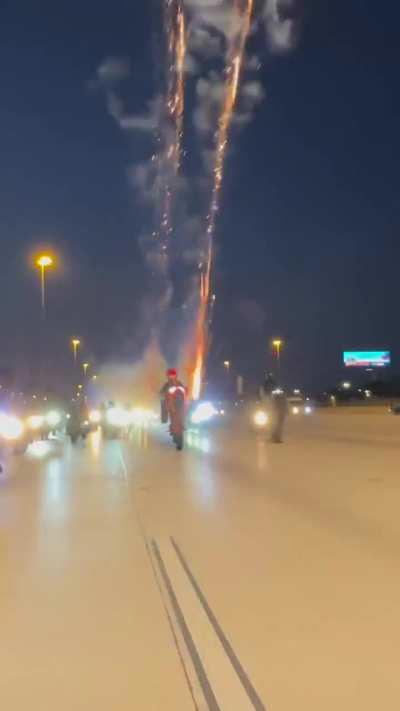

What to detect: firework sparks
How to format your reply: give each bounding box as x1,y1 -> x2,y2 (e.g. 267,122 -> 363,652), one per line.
190,0 -> 254,398
159,0 -> 187,250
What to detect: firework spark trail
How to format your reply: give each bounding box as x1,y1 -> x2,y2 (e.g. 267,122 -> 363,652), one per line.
190,0 -> 254,398
159,0 -> 187,249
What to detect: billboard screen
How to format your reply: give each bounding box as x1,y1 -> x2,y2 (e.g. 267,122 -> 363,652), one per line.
343,351 -> 391,368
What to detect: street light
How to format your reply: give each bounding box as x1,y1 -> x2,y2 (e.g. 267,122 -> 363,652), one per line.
272,339 -> 283,367
71,339 -> 81,364
36,255 -> 53,315
272,339 -> 282,355
223,360 -> 231,371
83,362 -> 90,377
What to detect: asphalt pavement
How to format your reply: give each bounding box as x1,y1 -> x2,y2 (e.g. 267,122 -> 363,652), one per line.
0,411 -> 399,710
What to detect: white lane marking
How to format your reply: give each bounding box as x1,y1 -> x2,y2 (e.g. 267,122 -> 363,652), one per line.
172,539 -> 265,711
152,541 -> 216,710
120,454 -> 203,708
158,539 -> 259,710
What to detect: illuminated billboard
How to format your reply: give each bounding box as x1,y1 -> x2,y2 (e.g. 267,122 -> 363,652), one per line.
343,351 -> 391,368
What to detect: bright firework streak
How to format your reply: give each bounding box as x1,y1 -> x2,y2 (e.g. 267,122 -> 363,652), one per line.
159,0 -> 186,249
190,0 -> 254,398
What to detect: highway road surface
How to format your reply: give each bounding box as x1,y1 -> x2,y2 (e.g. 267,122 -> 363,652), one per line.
1,410 -> 399,710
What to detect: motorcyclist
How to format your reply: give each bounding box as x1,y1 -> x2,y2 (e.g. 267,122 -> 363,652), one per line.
270,388 -> 288,443
67,398 -> 89,442
262,372 -> 276,399
160,368 -> 185,421
160,369 -> 187,448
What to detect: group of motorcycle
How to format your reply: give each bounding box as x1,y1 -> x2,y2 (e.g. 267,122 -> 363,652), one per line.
66,403 -> 131,443
0,400 -> 130,456
65,372 -> 188,452
0,369 -> 191,457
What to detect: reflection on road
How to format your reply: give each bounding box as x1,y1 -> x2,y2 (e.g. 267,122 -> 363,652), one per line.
1,413 -> 400,710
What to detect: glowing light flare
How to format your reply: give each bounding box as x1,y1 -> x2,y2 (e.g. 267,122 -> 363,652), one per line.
89,409 -> 101,425
0,413 -> 24,441
106,407 -> 130,428
46,411 -> 61,427
27,415 -> 44,430
253,410 -> 269,427
130,408 -> 156,427
191,402 -> 218,425
29,441 -> 51,458
191,360 -> 203,401
36,255 -> 53,268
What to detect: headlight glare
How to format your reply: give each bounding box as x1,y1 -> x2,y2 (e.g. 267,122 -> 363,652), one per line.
253,410 -> 268,427
0,414 -> 24,441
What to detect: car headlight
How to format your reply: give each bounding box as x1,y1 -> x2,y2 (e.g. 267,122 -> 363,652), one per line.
191,402 -> 218,424
304,406 -> 313,415
0,414 -> 24,441
27,414 -> 44,430
89,409 -> 101,424
46,410 -> 61,427
253,410 -> 269,427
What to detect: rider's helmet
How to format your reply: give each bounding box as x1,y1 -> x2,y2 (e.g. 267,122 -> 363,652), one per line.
166,368 -> 177,379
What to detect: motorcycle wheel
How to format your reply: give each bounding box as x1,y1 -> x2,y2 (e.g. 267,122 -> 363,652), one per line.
175,433 -> 184,451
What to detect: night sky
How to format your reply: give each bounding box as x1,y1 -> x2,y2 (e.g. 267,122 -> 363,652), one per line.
1,0 -> 399,391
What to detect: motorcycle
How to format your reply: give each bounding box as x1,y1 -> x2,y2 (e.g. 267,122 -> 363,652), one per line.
67,413 -> 91,443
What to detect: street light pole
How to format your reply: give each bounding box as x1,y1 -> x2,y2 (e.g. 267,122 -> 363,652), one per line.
40,263 -> 45,312
272,339 -> 284,371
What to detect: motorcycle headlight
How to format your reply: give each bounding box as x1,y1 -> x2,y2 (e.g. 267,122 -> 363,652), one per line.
46,410 -> 61,427
191,402 -> 218,424
89,409 -> 101,424
304,406 -> 313,415
27,414 -> 44,430
292,406 -> 300,415
0,413 -> 24,441
253,410 -> 268,427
